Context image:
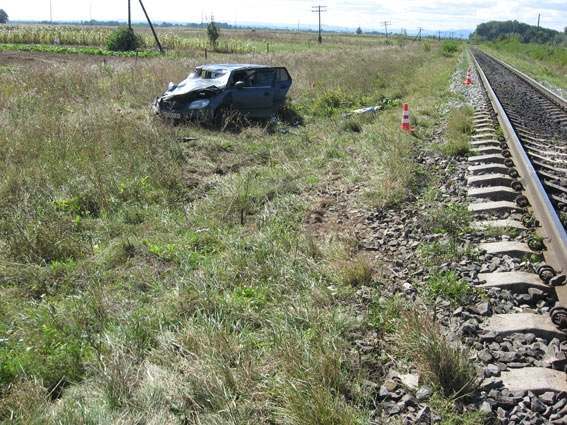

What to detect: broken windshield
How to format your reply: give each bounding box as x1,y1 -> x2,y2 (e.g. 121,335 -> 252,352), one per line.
163,68 -> 230,100
190,68 -> 229,80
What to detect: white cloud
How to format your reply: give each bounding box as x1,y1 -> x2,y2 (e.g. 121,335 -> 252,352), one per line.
1,0 -> 565,31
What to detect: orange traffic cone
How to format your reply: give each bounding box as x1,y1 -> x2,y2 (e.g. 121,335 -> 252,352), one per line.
400,103 -> 413,133
464,68 -> 473,85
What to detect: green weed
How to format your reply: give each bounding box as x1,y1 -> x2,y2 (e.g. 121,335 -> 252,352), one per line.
369,295 -> 404,335
425,270 -> 474,305
441,41 -> 460,57
419,240 -> 478,267
441,106 -> 473,157
396,311 -> 478,399
340,257 -> 373,287
423,203 -> 472,237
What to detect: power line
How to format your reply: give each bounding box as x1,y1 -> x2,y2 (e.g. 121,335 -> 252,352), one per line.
311,5 -> 327,44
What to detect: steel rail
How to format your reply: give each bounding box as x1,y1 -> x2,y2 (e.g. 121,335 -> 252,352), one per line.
470,50 -> 567,329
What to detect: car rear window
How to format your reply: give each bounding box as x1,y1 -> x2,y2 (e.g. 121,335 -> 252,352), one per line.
276,68 -> 291,82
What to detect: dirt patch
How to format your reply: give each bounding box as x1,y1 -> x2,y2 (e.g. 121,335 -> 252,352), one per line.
304,185 -> 369,241
0,50 -> 153,67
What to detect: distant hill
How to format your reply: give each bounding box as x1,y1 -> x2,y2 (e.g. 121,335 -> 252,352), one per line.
471,20 -> 565,44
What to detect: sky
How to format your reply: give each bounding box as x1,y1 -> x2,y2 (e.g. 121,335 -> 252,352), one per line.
1,0 -> 565,32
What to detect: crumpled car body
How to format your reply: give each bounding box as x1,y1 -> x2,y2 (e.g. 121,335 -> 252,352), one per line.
152,64 -> 293,121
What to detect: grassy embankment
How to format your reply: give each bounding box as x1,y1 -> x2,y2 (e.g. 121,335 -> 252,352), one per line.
1,36 -> 480,423
480,39 -> 567,90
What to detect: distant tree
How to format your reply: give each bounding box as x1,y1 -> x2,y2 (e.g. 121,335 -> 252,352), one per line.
207,21 -> 220,50
107,27 -> 144,51
470,20 -> 565,44
356,26 -> 362,35
0,9 -> 8,24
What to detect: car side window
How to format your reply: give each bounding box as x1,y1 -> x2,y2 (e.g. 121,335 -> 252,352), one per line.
231,70 -> 247,86
248,70 -> 275,87
276,68 -> 291,82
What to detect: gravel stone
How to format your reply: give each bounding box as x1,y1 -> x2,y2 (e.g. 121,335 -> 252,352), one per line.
530,397 -> 547,413
480,401 -> 493,414
416,386 -> 433,401
484,364 -> 500,377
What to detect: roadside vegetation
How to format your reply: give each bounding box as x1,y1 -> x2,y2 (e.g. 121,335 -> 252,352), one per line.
106,27 -> 144,52
0,30 -> 475,423
396,310 -> 478,399
0,24 -> 410,56
0,42 -> 159,57
480,39 -> 567,90
444,106 -> 474,156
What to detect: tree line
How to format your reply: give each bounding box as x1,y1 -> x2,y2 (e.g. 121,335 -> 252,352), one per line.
471,20 -> 566,44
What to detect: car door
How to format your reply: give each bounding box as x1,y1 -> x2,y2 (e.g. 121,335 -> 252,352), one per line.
273,67 -> 292,109
231,69 -> 275,117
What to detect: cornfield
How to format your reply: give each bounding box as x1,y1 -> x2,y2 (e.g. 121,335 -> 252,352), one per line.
0,25 -> 109,46
0,25 -> 255,53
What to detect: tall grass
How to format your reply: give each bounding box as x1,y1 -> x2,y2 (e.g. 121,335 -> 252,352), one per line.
440,105 -> 473,156
0,41 -> 458,422
395,311 -> 478,399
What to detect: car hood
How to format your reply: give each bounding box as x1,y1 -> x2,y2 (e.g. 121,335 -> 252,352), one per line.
162,75 -> 229,100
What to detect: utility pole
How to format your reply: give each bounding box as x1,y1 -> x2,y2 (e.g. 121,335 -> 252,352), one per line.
438,30 -> 441,41
311,5 -> 327,44
138,0 -> 164,53
415,27 -> 423,41
127,0 -> 131,29
537,13 -> 540,29
49,0 -> 53,23
381,20 -> 391,38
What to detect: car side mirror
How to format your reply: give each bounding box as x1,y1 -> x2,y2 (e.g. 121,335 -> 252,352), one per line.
234,81 -> 245,89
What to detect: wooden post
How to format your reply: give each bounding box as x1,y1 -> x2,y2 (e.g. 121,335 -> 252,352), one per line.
138,0 -> 164,53
205,48 -> 208,59
127,0 -> 131,29
266,42 -> 269,54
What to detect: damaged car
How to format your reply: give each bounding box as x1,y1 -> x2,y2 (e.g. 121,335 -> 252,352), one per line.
152,64 -> 293,122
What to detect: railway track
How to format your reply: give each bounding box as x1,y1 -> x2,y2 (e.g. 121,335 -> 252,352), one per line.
462,50 -> 567,420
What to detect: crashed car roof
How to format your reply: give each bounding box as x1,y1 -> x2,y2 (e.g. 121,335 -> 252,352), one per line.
160,64 -> 279,101
197,64 -> 272,72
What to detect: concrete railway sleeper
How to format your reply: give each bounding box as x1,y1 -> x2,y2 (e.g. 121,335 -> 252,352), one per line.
457,50 -> 567,421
